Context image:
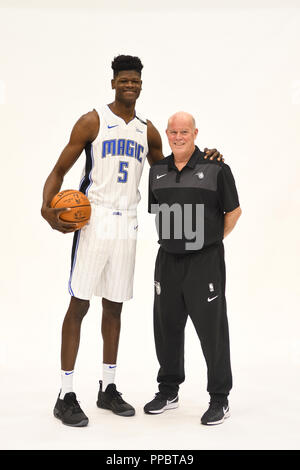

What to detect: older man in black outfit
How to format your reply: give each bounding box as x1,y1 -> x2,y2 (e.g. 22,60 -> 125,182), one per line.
145,111 -> 242,425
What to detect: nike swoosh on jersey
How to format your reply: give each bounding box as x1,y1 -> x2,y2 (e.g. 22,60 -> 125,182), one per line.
107,125 -> 118,129
207,295 -> 219,302
157,174 -> 167,179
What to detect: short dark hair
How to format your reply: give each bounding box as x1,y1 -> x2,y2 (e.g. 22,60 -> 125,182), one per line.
111,55 -> 143,77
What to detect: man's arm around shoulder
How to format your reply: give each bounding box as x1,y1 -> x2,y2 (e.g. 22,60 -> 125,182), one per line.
146,120 -> 164,166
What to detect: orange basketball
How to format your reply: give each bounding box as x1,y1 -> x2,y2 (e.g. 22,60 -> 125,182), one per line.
51,190 -> 91,229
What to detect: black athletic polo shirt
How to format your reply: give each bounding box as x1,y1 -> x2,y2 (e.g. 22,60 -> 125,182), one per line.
148,146 -> 240,254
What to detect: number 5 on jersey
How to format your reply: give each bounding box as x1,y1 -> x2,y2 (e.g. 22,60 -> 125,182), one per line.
118,161 -> 129,183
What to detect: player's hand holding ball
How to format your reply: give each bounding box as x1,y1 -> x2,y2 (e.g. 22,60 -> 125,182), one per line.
42,190 -> 91,234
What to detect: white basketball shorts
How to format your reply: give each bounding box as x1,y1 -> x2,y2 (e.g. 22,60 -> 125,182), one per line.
68,205 -> 138,302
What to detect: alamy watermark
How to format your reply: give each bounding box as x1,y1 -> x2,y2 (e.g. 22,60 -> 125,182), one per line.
90,194 -> 204,249
150,203 -> 204,251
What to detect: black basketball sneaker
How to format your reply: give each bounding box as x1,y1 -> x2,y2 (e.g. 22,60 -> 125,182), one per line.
53,391 -> 89,427
96,381 -> 135,417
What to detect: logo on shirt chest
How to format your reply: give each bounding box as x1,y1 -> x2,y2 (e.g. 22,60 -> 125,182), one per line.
195,171 -> 204,180
156,173 -> 167,180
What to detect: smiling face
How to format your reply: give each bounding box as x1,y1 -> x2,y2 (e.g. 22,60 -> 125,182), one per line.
166,112 -> 198,159
111,70 -> 142,105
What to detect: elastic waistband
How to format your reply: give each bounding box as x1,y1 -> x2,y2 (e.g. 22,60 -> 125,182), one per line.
91,204 -> 137,216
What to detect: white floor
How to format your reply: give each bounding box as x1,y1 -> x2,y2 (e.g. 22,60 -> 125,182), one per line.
1,240 -> 299,451
1,360 -> 299,451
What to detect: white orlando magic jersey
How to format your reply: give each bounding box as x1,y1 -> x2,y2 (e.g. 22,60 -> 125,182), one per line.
79,105 -> 148,211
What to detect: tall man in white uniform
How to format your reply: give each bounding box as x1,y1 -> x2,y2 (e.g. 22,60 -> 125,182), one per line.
41,55 -> 222,427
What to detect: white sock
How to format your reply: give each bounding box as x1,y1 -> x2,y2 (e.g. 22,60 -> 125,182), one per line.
60,370 -> 74,399
102,363 -> 116,391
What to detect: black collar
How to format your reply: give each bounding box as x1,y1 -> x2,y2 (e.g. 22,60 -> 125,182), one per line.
168,146 -> 204,171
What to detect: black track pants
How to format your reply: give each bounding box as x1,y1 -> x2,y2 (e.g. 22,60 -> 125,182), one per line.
153,243 -> 232,398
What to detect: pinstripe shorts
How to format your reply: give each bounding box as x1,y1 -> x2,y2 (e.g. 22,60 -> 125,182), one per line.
68,205 -> 138,302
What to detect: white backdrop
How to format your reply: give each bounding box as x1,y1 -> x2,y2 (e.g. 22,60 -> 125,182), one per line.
1,0 -> 300,451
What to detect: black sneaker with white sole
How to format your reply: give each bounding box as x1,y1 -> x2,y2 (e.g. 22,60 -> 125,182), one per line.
97,381 -> 135,417
53,392 -> 89,427
201,400 -> 230,425
144,392 -> 179,414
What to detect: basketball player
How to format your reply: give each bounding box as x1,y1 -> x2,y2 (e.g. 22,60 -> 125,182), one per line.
41,55 -> 222,427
